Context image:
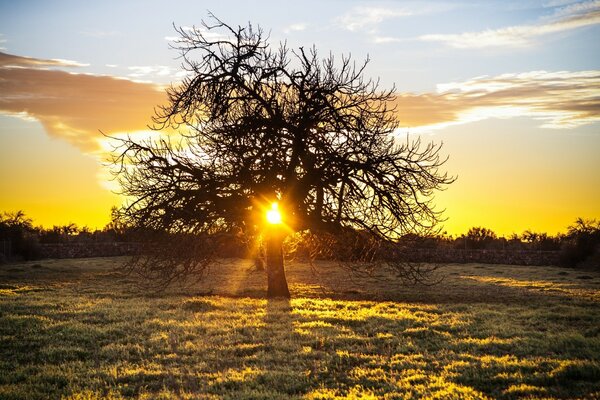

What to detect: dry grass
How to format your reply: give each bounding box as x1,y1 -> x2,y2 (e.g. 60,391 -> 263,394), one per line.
1,257 -> 599,399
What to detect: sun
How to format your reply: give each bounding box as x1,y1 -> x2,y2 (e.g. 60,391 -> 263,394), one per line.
266,202 -> 282,225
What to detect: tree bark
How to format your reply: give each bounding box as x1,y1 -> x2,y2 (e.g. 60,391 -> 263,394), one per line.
265,228 -> 290,298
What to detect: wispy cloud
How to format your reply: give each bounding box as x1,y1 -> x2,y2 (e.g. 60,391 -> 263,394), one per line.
128,65 -> 175,78
336,6 -> 411,33
0,34 -> 6,51
0,52 -> 165,152
335,3 -> 457,44
0,52 -> 89,68
284,23 -> 308,34
1,51 -> 596,157
544,0 -> 582,7
393,70 -> 600,131
373,36 -> 404,44
165,25 -> 228,44
420,0 -> 600,48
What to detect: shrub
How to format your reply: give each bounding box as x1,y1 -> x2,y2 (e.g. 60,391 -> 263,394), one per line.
0,211 -> 42,260
456,227 -> 498,250
559,218 -> 600,269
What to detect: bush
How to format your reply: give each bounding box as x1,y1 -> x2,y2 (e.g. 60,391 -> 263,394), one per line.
456,227 -> 498,250
20,234 -> 42,260
559,218 -> 600,269
0,211 -> 42,261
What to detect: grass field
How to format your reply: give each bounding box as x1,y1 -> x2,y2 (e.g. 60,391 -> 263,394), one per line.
1,257 -> 599,399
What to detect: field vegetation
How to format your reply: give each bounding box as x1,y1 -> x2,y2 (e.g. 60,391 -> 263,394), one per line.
1,257 -> 599,399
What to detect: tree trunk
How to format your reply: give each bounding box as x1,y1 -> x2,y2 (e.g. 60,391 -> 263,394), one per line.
265,228 -> 290,298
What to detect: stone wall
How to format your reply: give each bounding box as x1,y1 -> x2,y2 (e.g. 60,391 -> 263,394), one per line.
400,248 -> 559,266
38,242 -> 560,266
39,242 -> 138,259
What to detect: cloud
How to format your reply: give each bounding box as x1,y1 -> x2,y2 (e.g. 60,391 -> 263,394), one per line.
544,0 -> 582,6
0,52 -> 166,152
0,51 -> 89,68
420,0 -> 600,48
165,25 -> 229,44
392,70 -> 600,131
0,34 -> 6,51
128,65 -> 176,78
373,36 -> 404,44
335,6 -> 411,32
1,51 -> 597,159
335,3 -> 457,44
284,23 -> 307,34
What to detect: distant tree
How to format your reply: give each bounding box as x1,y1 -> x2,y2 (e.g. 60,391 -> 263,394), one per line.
111,15 -> 454,296
560,218 -> 600,267
567,218 -> 600,237
505,233 -> 525,250
0,210 -> 41,260
100,206 -> 132,242
460,227 -> 497,250
521,230 -> 560,251
38,223 -> 79,243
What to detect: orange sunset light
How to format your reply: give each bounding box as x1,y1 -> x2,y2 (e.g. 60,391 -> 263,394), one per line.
0,1 -> 598,236
1,3 -> 599,398
266,202 -> 283,225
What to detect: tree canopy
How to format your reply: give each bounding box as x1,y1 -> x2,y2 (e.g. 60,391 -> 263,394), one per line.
111,15 -> 454,291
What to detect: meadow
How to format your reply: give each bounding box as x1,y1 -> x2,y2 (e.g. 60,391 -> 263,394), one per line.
0,257 -> 599,399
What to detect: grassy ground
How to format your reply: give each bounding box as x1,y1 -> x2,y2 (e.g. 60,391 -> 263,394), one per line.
0,257 -> 599,399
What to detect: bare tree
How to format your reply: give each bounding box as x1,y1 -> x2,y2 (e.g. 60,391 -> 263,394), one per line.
111,15 -> 454,297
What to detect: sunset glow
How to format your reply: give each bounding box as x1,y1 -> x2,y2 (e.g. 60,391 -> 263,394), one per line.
0,1 -> 598,235
266,203 -> 282,225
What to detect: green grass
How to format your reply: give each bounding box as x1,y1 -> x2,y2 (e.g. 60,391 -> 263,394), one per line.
1,258 -> 599,399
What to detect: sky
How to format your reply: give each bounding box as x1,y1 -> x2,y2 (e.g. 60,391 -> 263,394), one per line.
0,0 -> 599,236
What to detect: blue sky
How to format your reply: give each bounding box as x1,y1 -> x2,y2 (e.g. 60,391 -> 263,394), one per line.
0,0 -> 599,234
3,0 -> 599,88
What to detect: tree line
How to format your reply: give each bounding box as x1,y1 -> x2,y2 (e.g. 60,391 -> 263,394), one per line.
1,209 -> 598,268
0,208 -> 130,261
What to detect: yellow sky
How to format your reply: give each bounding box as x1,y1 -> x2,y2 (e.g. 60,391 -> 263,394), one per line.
433,118 -> 600,236
1,113 -> 598,235
0,117 -> 119,229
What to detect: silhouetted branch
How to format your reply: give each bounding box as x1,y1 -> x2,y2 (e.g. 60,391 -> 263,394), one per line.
111,14 -> 454,290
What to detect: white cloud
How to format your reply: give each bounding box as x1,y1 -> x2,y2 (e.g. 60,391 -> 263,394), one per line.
544,0 -> 582,7
335,6 -> 411,32
394,70 -> 600,132
550,0 -> 600,16
0,51 -> 88,69
165,26 -> 229,44
50,58 -> 90,67
335,3 -> 458,44
420,0 -> 600,48
284,23 -> 307,34
128,65 -> 175,78
373,36 -> 404,44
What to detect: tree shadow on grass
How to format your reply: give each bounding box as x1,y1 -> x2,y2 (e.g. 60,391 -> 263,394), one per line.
4,257 -> 597,307
2,258 -> 600,398
207,296 -> 600,399
284,261 -> 600,306
2,287 -> 600,399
